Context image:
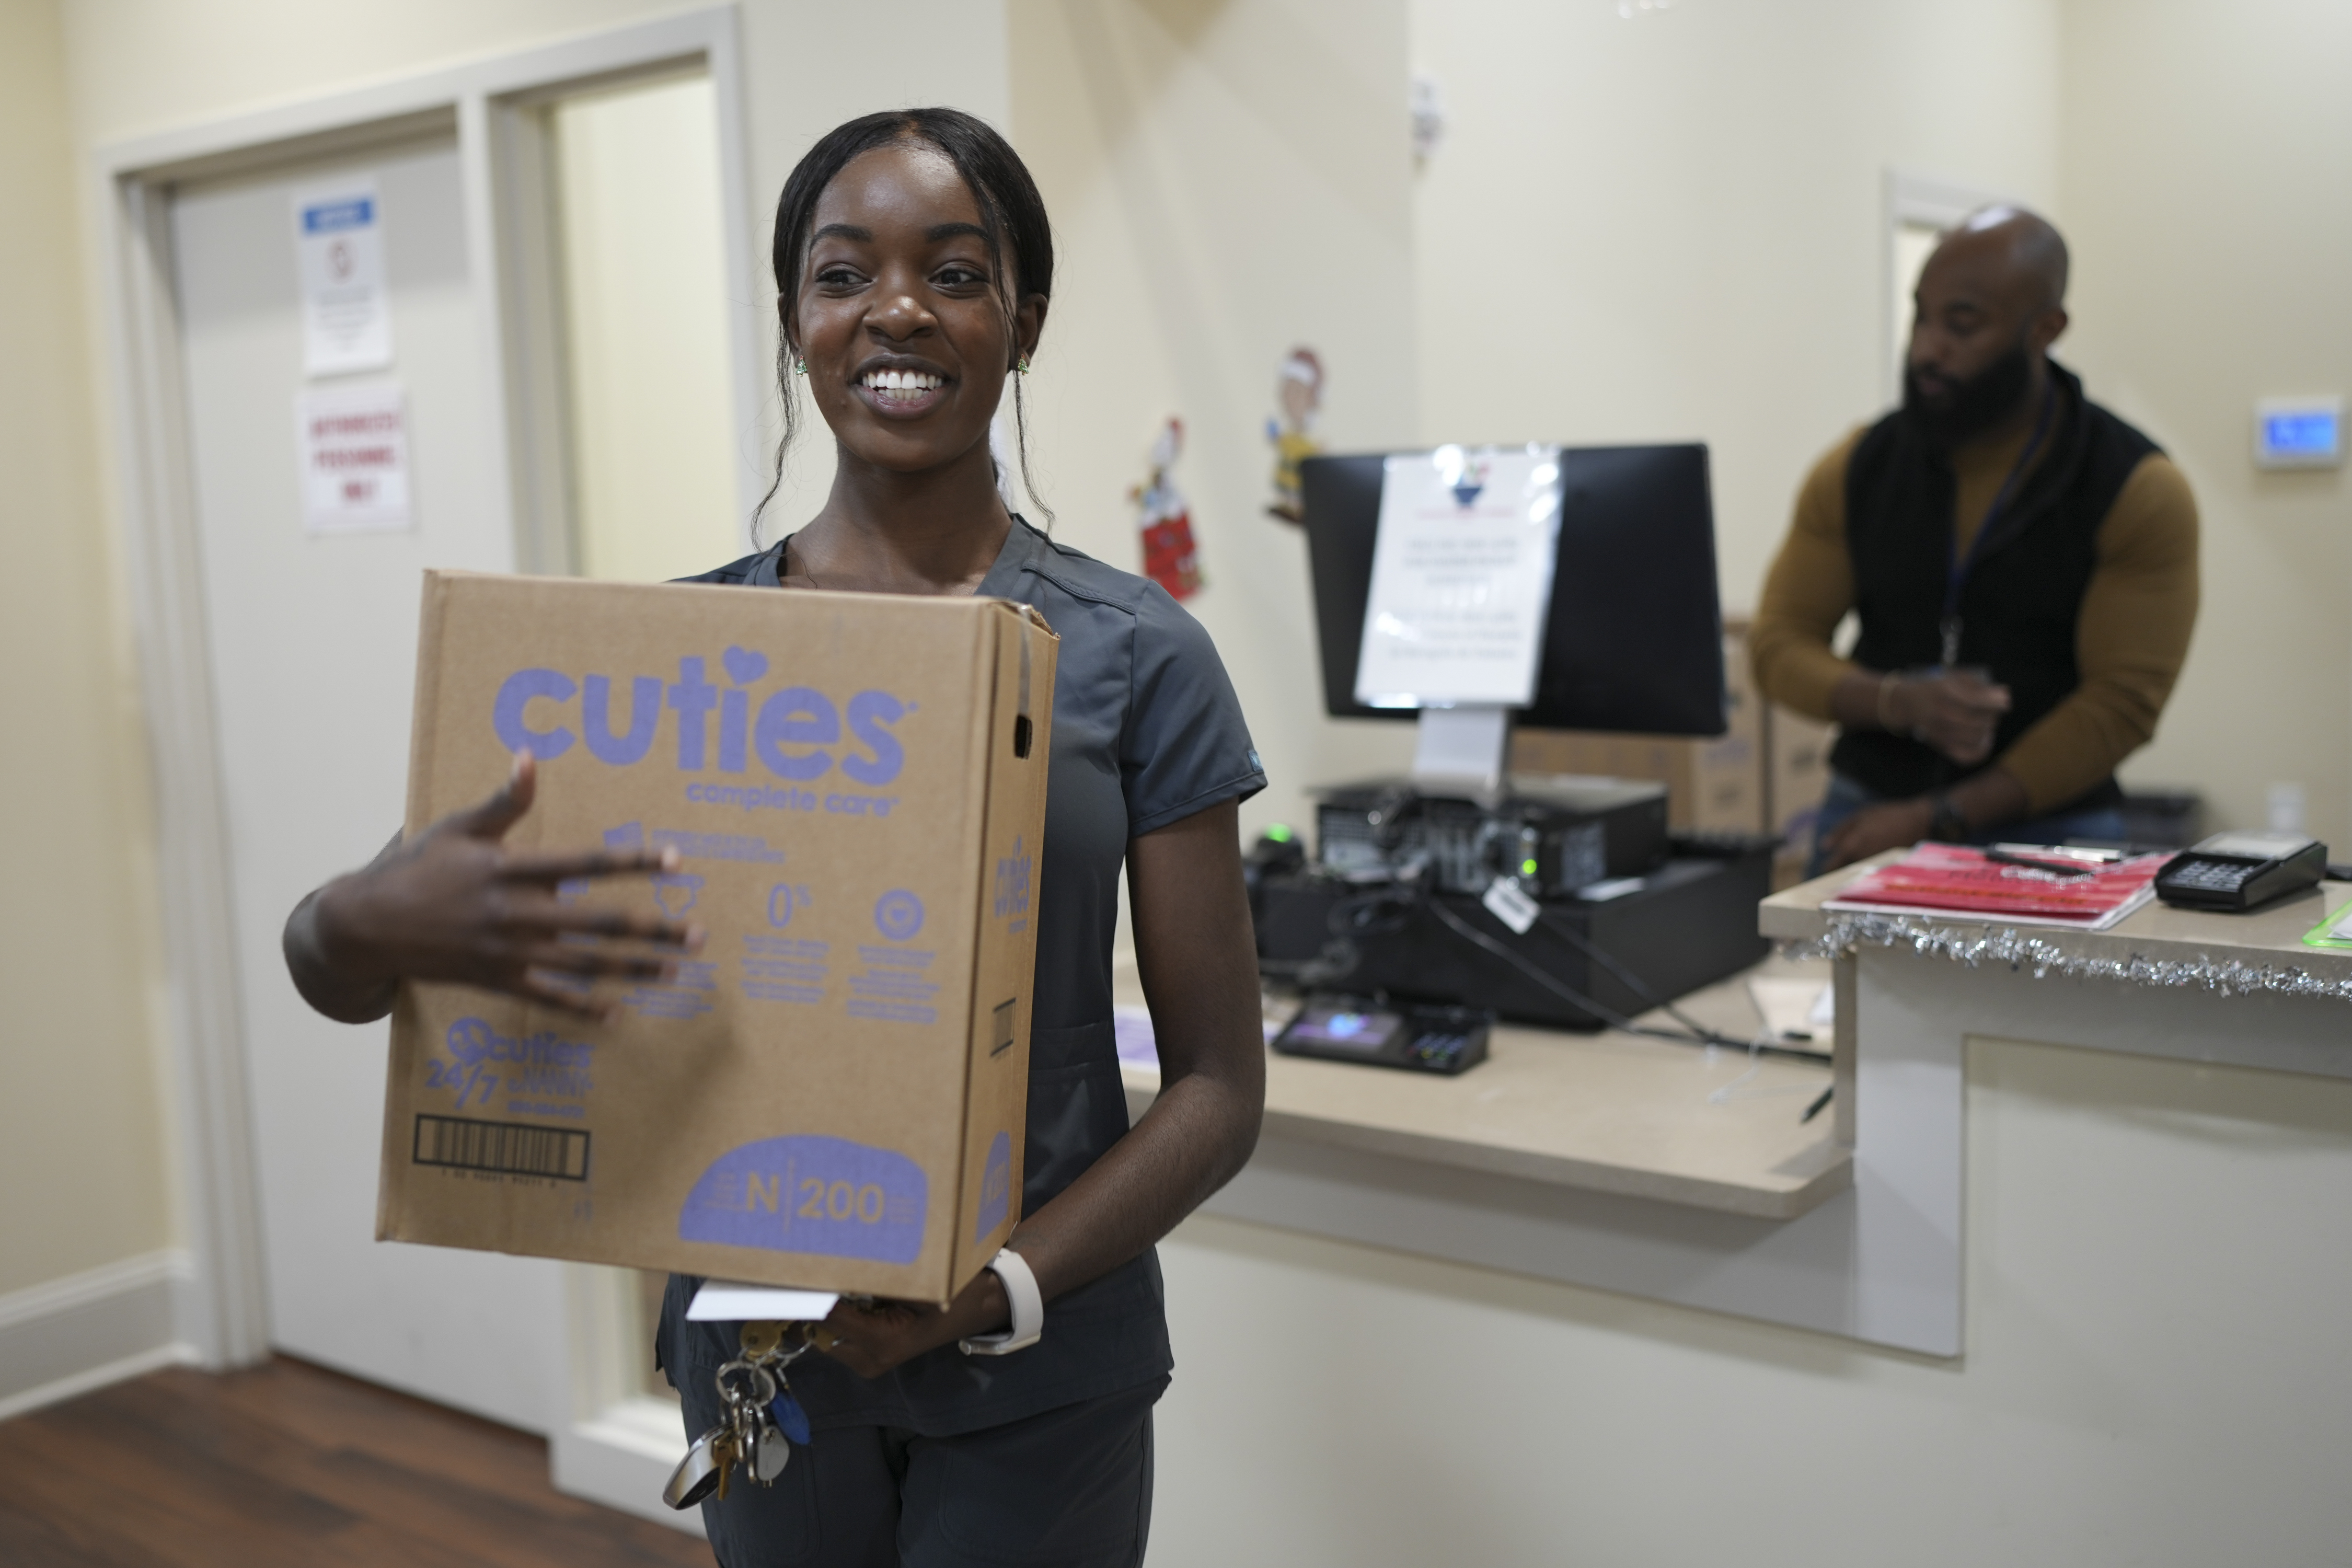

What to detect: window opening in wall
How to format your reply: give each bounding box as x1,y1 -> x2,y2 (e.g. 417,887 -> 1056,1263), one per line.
1884,170 -> 2012,407
530,67 -> 743,1408
633,1266 -> 678,1405
545,72 -> 742,583
1890,218 -> 1943,398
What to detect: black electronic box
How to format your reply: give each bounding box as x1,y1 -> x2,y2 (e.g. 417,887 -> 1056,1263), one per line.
1254,842 -> 1774,1032
1271,995 -> 1493,1075
2154,831 -> 2328,913
1315,776 -> 1669,897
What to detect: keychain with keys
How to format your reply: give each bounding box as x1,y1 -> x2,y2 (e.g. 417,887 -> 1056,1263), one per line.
661,1419 -> 738,1511
751,1319 -> 816,1448
718,1358 -> 787,1488
741,1319 -> 816,1451
663,1319 -> 817,1509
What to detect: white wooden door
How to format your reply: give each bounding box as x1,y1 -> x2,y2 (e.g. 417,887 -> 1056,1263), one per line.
169,135 -> 564,1433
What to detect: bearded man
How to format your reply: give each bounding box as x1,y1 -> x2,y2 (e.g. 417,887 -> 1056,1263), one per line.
1751,207 -> 2199,872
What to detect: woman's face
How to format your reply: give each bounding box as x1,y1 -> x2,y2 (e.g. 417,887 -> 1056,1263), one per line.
789,142 -> 1043,478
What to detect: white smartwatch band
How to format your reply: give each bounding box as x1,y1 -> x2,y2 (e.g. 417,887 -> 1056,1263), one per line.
959,1248 -> 1043,1356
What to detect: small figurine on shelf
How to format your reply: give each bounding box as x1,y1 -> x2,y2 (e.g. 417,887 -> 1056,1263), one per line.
1132,417 -> 1203,600
1264,347 -> 1324,523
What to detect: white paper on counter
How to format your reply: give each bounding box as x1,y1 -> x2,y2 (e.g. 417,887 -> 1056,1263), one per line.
1748,977 -> 1834,1043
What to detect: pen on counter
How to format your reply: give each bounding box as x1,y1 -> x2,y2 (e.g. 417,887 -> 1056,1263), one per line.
1801,1085 -> 1834,1123
1983,847 -> 2096,877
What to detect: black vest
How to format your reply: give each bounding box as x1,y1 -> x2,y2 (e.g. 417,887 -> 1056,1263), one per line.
1830,362 -> 2158,808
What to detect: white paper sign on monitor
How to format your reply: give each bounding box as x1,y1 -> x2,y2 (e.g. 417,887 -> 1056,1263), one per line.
1354,444 -> 1564,709
294,177 -> 393,376
296,382 -> 412,534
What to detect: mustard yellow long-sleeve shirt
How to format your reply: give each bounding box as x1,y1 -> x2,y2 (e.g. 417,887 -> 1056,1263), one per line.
1749,423 -> 2199,814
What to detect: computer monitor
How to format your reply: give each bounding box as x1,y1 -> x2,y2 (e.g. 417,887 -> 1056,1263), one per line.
1299,444 -> 1727,737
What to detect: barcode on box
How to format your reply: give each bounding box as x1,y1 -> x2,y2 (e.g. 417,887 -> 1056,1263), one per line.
413,1115 -> 590,1181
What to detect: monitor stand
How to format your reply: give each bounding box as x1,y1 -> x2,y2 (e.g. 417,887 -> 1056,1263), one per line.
1410,705 -> 1511,799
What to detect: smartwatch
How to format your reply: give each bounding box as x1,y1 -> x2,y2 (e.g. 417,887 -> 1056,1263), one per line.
958,1248 -> 1043,1356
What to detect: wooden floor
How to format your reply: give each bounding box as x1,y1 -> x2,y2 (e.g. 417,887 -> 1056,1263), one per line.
0,1357 -> 713,1567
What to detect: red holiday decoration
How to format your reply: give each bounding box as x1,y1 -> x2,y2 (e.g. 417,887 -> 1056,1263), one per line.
1131,418 -> 1202,600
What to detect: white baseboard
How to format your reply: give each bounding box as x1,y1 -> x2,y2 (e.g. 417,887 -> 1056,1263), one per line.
551,1395 -> 709,1536
0,1250 -> 198,1423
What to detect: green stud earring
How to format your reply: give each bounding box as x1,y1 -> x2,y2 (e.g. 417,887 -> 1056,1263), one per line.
1013,356 -> 1030,375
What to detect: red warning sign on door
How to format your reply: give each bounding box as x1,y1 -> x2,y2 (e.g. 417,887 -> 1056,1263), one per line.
296,382 -> 412,534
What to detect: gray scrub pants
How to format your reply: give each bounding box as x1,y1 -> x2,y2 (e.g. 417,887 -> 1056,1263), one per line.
683,1373 -> 1165,1568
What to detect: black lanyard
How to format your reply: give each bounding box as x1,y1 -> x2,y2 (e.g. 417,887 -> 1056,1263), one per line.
1940,385 -> 2057,667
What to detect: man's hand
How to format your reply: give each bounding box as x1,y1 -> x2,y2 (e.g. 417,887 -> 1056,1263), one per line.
810,1267 -> 1012,1378
1819,797 -> 1935,871
1886,670 -> 2012,766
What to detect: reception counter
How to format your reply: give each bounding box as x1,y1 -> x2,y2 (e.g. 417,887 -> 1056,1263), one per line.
1122,859 -> 2352,1357
1127,860 -> 2352,1563
1121,988 -> 1845,1220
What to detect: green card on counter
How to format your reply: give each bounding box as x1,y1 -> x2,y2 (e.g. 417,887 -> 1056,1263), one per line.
2299,902 -> 2352,950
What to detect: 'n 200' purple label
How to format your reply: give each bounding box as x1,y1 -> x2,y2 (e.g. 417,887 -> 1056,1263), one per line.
678,1135 -> 926,1263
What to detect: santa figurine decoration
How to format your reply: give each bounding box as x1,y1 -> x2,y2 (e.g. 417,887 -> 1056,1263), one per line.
1132,417 -> 1203,600
1264,346 -> 1324,523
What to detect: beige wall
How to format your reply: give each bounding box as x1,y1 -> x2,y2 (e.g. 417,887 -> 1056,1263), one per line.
61,0 -> 718,146
2060,0 -> 2352,846
0,0 -> 177,1297
1007,0 -> 1423,837
1409,0 -> 2060,615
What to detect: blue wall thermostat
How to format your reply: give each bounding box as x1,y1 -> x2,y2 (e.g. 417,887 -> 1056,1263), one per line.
2254,397 -> 2342,470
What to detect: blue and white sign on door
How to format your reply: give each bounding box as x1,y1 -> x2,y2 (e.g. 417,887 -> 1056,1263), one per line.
294,177 -> 393,376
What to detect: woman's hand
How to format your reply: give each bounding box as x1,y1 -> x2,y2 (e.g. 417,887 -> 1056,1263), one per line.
283,751 -> 703,1024
810,801 -> 1265,1381
808,1269 -> 1013,1378
973,805 -> 1265,1304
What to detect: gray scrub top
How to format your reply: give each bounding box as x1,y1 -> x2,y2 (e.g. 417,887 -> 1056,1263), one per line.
661,516 -> 1266,1435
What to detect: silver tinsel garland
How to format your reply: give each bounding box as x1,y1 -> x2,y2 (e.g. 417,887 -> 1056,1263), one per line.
1787,912 -> 2352,1006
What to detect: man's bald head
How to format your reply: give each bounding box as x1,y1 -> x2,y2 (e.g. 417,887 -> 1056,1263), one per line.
1947,206 -> 2069,313
1905,207 -> 2072,443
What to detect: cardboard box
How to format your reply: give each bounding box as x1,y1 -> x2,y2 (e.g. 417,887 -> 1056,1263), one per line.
1765,702 -> 1835,889
377,571 -> 1056,1305
1508,628 -> 1765,834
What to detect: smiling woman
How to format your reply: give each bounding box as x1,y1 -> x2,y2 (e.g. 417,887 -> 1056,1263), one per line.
281,107 -> 1269,1568
648,113 -> 1269,1567
754,109 -> 1057,593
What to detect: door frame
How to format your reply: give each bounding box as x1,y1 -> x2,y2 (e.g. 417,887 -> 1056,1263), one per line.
90,5 -> 759,1527
1881,168 -> 2016,405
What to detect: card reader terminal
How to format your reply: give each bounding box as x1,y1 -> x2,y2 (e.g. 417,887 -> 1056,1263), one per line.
2155,831 -> 2328,913
1272,995 -> 1493,1075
